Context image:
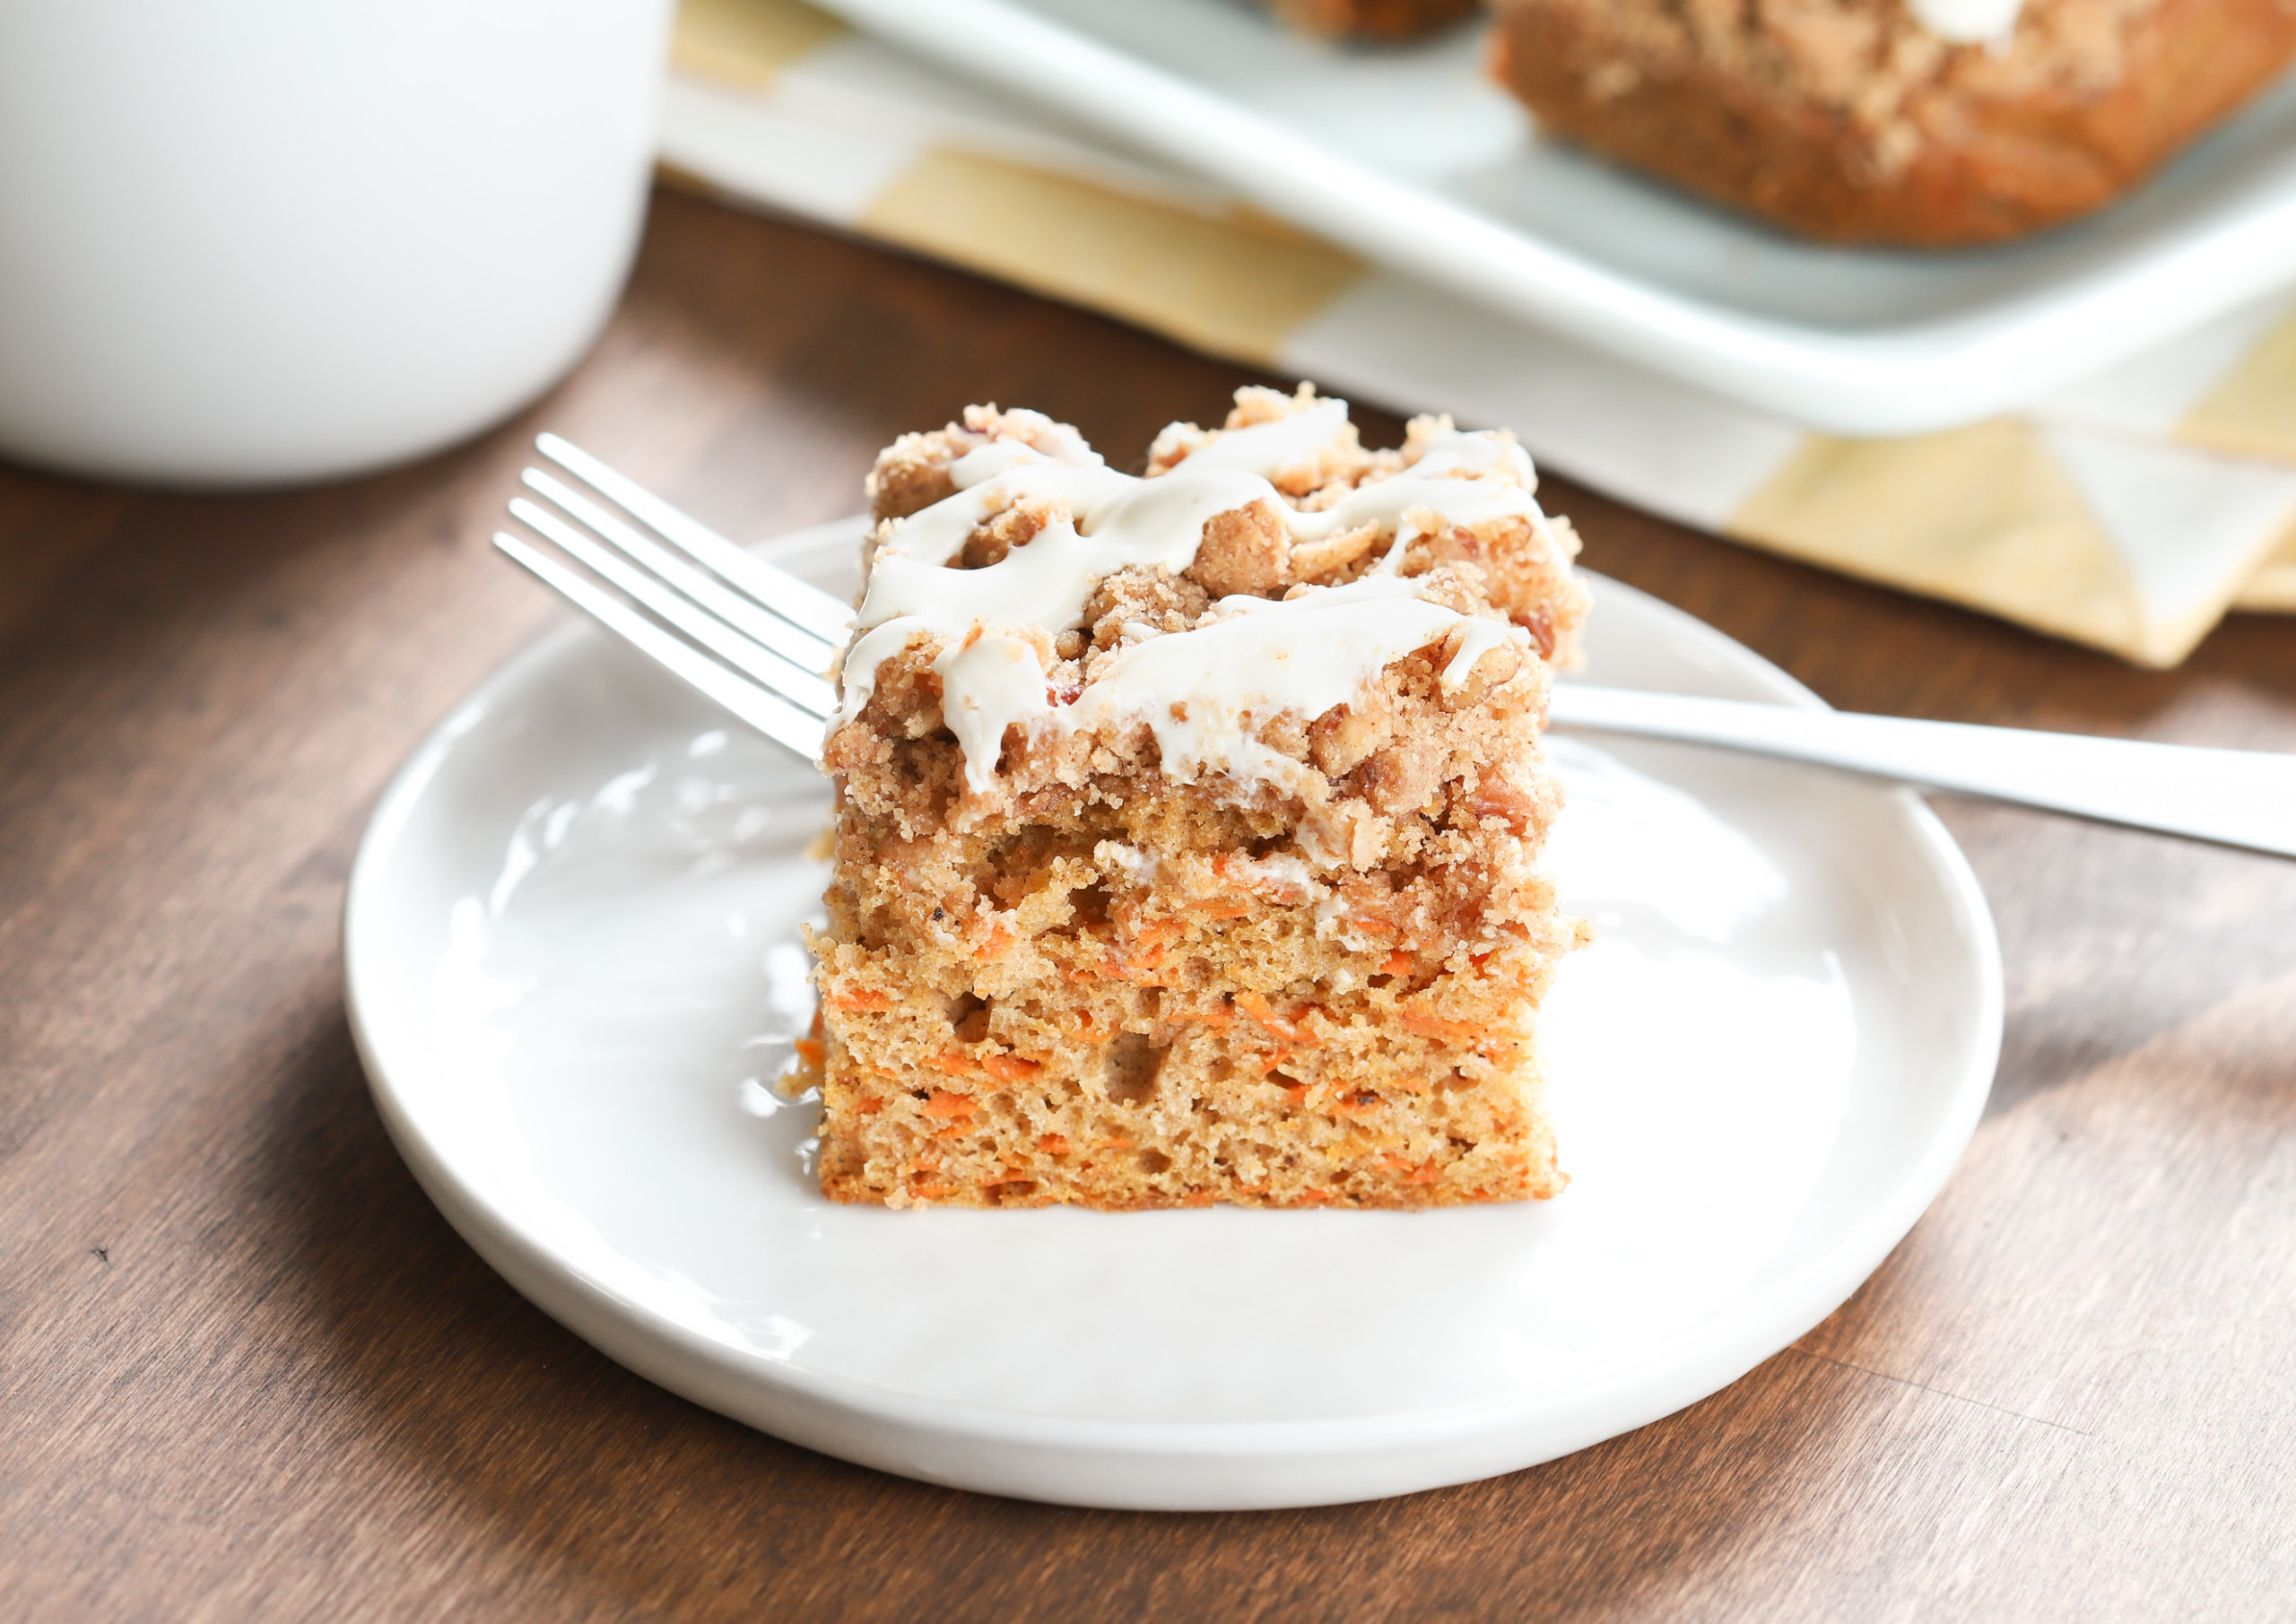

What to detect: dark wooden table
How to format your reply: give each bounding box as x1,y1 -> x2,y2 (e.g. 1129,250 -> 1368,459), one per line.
5,189 -> 2294,1622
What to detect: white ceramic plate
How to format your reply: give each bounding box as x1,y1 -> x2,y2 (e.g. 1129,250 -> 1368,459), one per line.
345,527 -> 2001,1509
812,0 -> 2296,435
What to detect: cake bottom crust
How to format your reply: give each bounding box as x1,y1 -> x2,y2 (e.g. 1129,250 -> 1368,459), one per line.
815,1038 -> 1562,1211
1491,0 -> 2296,246
806,924 -> 1574,1211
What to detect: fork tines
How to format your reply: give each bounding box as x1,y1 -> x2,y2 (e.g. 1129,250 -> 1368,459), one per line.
494,434 -> 858,760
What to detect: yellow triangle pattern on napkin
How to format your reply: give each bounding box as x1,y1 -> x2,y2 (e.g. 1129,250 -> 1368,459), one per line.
1728,423 -> 2189,664
863,152 -> 1367,368
660,0 -> 2296,666
2179,301 -> 2296,612
673,0 -> 845,89
2239,532 -> 2296,611
2184,301 -> 2296,465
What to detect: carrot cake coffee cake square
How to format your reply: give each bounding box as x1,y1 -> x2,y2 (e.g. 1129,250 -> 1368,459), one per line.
804,387 -> 1591,1209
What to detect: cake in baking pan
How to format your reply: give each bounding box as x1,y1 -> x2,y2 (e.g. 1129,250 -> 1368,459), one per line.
1488,0 -> 2296,245
803,387 -> 1591,1209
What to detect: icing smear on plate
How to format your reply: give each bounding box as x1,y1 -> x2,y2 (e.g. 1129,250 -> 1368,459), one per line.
834,397 -> 1556,797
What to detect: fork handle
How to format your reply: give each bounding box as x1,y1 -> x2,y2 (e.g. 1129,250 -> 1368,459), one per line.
1548,684 -> 2296,860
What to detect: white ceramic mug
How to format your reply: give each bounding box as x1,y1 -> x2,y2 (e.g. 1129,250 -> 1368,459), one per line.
0,0 -> 674,486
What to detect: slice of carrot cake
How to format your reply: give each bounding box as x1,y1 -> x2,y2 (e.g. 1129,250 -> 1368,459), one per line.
805,386 -> 1590,1210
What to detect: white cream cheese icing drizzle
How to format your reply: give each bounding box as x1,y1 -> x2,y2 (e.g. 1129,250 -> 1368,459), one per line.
1069,574 -> 1529,794
1159,393 -> 1352,475
1908,0 -> 2022,44
837,400 -> 1548,800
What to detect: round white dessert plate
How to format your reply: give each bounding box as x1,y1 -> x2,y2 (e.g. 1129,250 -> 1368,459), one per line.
345,534 -> 2001,1511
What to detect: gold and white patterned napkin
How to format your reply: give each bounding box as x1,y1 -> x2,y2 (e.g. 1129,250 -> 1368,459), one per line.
661,0 -> 2296,665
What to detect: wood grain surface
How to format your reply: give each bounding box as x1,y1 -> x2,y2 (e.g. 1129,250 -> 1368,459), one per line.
4,189 -> 2294,1623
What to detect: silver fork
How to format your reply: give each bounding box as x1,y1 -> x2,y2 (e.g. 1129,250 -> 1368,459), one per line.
495,435 -> 2296,861
496,434 -> 852,760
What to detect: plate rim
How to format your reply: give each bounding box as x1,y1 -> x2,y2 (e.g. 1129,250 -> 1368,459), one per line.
344,565 -> 2004,1507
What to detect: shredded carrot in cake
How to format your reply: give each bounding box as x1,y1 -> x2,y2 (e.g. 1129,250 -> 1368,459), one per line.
1400,1010 -> 1483,1046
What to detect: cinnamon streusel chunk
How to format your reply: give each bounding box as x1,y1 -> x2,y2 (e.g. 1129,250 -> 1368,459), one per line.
802,386 -> 1591,1209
